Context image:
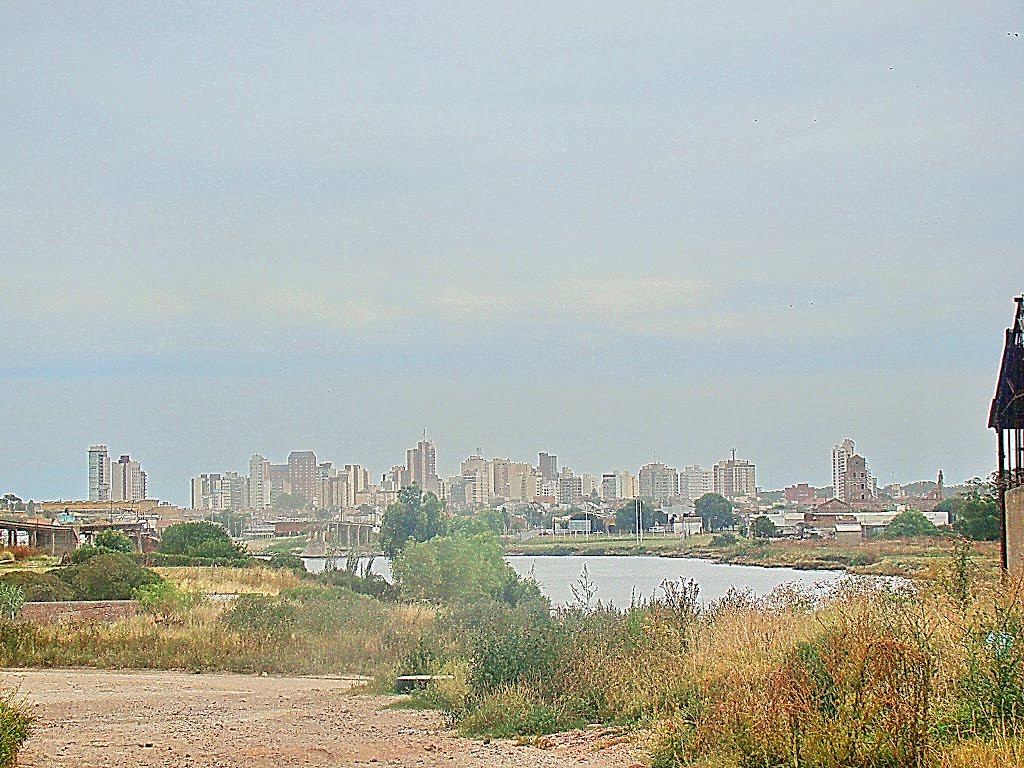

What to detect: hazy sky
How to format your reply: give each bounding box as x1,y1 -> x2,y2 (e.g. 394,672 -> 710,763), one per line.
2,3 -> 1023,505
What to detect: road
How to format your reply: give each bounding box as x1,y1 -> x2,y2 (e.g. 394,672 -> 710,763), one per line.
6,669 -> 637,768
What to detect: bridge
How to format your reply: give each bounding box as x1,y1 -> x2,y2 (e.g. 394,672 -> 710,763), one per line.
0,520 -> 148,557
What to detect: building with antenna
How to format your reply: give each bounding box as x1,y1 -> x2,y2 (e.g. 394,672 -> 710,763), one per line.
713,450 -> 756,499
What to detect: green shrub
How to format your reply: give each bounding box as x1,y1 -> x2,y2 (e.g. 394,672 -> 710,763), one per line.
69,545 -> 101,564
0,586 -> 23,622
266,553 -> 306,571
458,683 -> 585,738
92,530 -> 133,552
0,689 -> 32,768
57,553 -> 161,600
159,522 -> 246,558
136,581 -> 203,622
0,571 -> 74,602
710,532 -> 738,547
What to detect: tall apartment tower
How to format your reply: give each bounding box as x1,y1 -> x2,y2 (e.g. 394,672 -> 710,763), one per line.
88,445 -> 111,502
288,450 -> 317,504
248,454 -> 272,509
638,462 -> 679,503
405,439 -> 440,493
831,439 -> 876,503
111,454 -> 147,501
538,452 -> 558,481
713,451 -> 756,499
679,465 -> 714,501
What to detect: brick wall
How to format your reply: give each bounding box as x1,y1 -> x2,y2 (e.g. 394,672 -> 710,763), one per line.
20,600 -> 138,625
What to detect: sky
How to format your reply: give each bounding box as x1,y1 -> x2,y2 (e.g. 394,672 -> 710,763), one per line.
2,3 -> 1023,506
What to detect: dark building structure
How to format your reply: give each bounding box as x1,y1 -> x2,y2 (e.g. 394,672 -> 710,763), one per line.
989,296 -> 1024,571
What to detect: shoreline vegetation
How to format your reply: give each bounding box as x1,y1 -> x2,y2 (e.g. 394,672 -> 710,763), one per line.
503,533 -> 1004,580
252,531 -> 1003,581
0,502 -> 1015,767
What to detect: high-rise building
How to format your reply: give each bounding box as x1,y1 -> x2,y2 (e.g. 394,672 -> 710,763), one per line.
638,462 -> 679,503
191,471 -> 246,510
506,462 -> 539,502
88,445 -> 111,502
111,454 -> 146,502
269,464 -> 290,503
557,469 -> 583,506
248,454 -> 271,509
601,469 -> 637,500
406,439 -> 441,494
713,451 -> 756,499
679,465 -> 714,501
461,454 -> 493,506
831,439 -> 876,503
538,452 -> 558,481
288,450 -> 317,504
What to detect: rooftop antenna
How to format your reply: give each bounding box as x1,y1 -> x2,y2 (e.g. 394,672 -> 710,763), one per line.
731,447 -> 737,461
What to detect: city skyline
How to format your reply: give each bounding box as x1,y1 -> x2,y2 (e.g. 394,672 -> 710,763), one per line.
19,435 -> 985,509
2,5 -> 1019,504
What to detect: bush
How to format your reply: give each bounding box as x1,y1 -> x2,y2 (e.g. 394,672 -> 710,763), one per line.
393,532 -> 546,608
57,553 -> 161,600
159,522 -> 246,558
0,571 -> 74,602
0,585 -> 22,622
136,581 -> 203,623
0,689 -> 32,768
266,553 -> 306,571
92,530 -> 133,552
710,532 -> 738,547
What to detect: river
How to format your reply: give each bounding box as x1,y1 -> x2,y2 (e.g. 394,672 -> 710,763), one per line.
301,554 -> 846,606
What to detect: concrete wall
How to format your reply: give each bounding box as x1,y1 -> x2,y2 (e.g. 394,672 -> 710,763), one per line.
1008,486 -> 1024,574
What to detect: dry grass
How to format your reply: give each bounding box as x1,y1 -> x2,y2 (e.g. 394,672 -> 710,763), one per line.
154,566 -> 306,595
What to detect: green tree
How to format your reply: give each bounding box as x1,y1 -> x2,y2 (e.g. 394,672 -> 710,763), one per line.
951,496 -> 1001,541
750,516 -> 778,539
58,553 -> 161,600
613,500 -> 661,534
159,522 -> 245,558
884,509 -> 939,538
379,485 -> 444,557
392,532 -> 542,607
92,529 -> 133,553
695,493 -> 735,533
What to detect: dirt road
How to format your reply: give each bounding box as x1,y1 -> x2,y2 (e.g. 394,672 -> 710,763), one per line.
7,669 -> 638,768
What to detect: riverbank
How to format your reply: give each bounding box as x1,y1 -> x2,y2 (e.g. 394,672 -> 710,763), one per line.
503,533 -> 1002,579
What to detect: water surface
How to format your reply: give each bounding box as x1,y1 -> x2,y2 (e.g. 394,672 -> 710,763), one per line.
302,554 -> 844,606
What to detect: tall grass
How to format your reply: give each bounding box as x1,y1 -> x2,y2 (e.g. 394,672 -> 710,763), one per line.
405,564 -> 1024,767
0,585 -> 433,679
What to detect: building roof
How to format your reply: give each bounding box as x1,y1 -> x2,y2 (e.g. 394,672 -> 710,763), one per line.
989,296 -> 1024,430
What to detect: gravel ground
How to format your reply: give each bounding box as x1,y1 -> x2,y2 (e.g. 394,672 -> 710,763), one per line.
6,669 -> 639,768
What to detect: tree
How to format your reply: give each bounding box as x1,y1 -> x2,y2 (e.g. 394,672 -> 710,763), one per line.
951,496 -> 1001,541
884,509 -> 939,538
58,553 -> 161,600
159,522 -> 246,558
613,500 -> 661,534
695,493 -> 735,533
392,532 -> 541,607
379,485 -> 445,557
93,530 -> 133,553
750,516 -> 778,539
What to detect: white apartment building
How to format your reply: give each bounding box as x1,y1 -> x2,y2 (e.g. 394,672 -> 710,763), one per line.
713,453 -> 756,499
111,454 -> 147,502
679,465 -> 714,501
638,462 -> 678,503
